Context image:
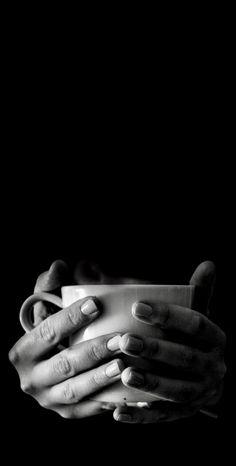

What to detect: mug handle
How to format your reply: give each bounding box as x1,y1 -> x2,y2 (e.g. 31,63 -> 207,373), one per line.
19,292 -> 63,333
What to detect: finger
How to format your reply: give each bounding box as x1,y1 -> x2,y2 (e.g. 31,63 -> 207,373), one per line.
10,297 -> 100,365
31,333 -> 122,387
190,261 -> 216,291
57,400 -> 113,419
119,333 -> 209,375
113,402 -> 196,423
132,301 -> 226,349
121,367 -> 205,403
45,359 -> 124,405
189,261 -> 216,314
34,260 -> 69,292
33,260 -> 69,325
33,303 -> 51,327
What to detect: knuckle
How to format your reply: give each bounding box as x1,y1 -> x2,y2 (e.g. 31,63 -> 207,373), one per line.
216,361 -> 227,381
8,345 -> 21,367
52,354 -> 72,377
89,341 -> 106,362
20,378 -> 35,395
208,350 -> 227,381
37,318 -> 56,343
63,382 -> 77,403
92,369 -> 106,387
59,409 -> 74,419
67,305 -> 82,326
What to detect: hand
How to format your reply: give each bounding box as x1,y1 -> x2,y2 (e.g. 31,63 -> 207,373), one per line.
114,261 -> 226,423
9,260 -> 124,419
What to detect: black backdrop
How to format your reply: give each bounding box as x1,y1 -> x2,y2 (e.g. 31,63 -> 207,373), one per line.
2,10 -> 235,461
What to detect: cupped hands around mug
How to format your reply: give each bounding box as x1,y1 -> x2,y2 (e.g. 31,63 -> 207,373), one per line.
9,259 -> 227,423
8,260 -> 126,419
114,261 -> 226,423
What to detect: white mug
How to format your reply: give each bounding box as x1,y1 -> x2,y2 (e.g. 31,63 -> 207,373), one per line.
19,284 -> 195,404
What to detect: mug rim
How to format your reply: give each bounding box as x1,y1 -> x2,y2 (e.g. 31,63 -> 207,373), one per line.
62,284 -> 194,290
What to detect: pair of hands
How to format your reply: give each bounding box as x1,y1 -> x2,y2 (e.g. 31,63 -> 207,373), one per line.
9,260 -> 226,423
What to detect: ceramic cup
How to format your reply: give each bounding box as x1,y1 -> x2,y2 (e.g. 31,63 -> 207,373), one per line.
19,284 -> 195,404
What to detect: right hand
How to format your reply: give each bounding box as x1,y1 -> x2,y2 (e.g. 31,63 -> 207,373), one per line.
9,260 -> 124,419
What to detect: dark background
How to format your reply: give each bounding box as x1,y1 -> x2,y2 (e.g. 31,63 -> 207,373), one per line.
3,12 -> 235,461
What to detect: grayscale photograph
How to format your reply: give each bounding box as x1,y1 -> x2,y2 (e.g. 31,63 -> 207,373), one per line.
3,10 -> 234,465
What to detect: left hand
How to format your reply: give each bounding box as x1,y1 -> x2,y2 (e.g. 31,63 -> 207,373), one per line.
114,261 -> 226,423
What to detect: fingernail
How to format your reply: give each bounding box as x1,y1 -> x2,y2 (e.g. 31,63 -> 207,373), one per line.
107,335 -> 121,352
132,302 -> 153,318
122,334 -> 143,353
81,298 -> 98,315
126,369 -> 144,386
106,360 -> 123,378
137,402 -> 151,408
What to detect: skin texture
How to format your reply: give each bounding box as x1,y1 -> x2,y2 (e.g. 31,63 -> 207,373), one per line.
9,260 -> 226,422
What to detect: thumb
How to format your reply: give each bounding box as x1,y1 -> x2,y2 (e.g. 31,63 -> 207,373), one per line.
34,259 -> 69,292
190,261 -> 216,315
